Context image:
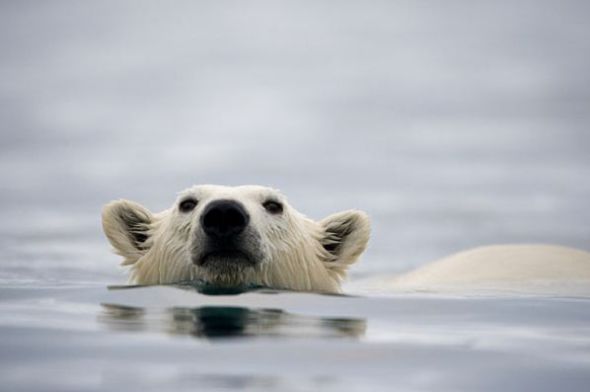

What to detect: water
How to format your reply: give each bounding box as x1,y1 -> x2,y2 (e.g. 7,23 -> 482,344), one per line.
3,285 -> 590,392
1,1 -> 590,391
1,285 -> 589,391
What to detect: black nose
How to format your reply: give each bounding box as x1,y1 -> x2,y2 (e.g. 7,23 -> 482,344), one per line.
201,200 -> 250,238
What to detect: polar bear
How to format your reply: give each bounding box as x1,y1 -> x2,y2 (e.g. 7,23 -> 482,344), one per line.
103,184 -> 590,296
102,185 -> 370,293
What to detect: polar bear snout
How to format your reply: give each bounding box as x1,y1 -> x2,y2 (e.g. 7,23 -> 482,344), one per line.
201,200 -> 250,239
193,199 -> 261,272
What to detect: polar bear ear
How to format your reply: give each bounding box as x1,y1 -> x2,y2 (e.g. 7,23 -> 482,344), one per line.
320,210 -> 370,267
102,200 -> 153,265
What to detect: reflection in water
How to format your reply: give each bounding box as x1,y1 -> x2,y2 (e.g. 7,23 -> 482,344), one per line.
99,304 -> 366,340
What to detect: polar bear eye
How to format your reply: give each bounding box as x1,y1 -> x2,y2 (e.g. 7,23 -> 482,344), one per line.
263,200 -> 283,214
179,198 -> 198,213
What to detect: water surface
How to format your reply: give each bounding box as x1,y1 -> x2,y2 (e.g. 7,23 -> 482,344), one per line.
1,285 -> 590,391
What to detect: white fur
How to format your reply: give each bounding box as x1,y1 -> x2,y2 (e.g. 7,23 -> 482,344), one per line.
348,244 -> 590,296
102,185 -> 370,294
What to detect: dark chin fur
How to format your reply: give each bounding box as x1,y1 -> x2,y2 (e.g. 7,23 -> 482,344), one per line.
195,250 -> 256,279
200,250 -> 255,265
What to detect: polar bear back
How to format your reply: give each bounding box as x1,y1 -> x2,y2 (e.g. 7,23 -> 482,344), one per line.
354,245 -> 590,296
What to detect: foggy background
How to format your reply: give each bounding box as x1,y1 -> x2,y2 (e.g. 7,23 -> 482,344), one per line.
1,1 -> 589,284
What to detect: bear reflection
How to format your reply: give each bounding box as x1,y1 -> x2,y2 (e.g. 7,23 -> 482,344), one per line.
100,304 -> 365,340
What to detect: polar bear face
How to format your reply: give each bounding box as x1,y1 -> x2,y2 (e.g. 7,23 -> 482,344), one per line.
102,185 -> 370,293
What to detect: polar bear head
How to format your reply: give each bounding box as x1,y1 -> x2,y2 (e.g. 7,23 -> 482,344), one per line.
102,185 -> 370,293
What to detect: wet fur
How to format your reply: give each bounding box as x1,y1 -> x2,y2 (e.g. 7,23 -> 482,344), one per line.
102,185 -> 370,293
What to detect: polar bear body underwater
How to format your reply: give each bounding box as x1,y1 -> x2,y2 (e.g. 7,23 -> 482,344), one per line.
102,185 -> 370,293
103,184 -> 590,295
